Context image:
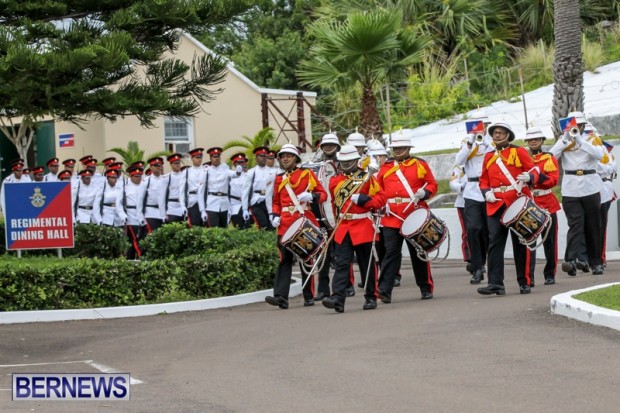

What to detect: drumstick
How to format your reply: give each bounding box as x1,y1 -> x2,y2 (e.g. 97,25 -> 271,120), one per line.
403,183 -> 427,213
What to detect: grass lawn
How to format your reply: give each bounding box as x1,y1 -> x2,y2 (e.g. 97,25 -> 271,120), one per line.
574,284 -> 620,312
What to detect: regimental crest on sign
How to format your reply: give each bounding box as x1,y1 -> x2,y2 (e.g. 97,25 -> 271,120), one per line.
29,187 -> 46,208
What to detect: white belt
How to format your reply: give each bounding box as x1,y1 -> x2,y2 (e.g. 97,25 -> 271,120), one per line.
339,212 -> 371,220
282,205 -> 309,214
492,185 -> 516,193
532,189 -> 552,197
387,197 -> 413,204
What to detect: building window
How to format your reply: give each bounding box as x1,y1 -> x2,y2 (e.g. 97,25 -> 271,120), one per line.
164,117 -> 193,155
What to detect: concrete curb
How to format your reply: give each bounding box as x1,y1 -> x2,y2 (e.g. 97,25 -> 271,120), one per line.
0,277 -> 303,325
550,282 -> 620,331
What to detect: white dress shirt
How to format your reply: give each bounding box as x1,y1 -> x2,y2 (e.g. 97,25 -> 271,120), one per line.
92,182 -> 126,226
550,133 -> 604,197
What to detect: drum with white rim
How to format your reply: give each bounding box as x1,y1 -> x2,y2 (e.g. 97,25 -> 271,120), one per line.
281,216 -> 326,261
500,196 -> 550,245
400,208 -> 447,254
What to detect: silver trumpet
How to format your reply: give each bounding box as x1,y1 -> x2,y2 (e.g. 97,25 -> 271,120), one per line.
474,133 -> 484,143
568,126 -> 580,137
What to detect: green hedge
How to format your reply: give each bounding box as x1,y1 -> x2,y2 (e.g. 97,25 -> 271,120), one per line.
0,226 -> 279,311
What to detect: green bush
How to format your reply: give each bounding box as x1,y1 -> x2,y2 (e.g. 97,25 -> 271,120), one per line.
518,40 -> 554,89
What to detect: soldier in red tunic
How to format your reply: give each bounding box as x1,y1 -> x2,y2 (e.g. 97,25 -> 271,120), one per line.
524,127 -> 561,286
478,122 -> 540,296
321,145 -> 386,313
265,144 -> 328,309
376,135 -> 438,303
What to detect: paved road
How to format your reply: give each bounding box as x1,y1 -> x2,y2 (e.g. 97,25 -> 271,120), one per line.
1,259 -> 619,413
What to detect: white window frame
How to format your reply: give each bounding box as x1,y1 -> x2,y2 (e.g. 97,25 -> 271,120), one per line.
163,116 -> 194,155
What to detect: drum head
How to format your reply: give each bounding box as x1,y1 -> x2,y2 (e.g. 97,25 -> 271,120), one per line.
502,196 -> 528,224
282,217 -> 305,243
401,208 -> 429,237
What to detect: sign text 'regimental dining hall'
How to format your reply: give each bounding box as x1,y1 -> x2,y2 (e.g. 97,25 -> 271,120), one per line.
3,182 -> 74,250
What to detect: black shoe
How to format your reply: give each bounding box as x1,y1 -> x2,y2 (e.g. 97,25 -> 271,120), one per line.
544,277 -> 555,285
393,277 -> 401,287
378,290 -> 391,304
477,284 -> 506,296
592,264 -> 604,275
466,262 -> 474,274
520,285 -> 531,294
304,299 -> 315,307
322,297 -> 344,313
562,261 -> 577,276
345,286 -> 356,297
470,269 -> 484,284
314,292 -> 327,301
575,260 -> 590,273
265,296 -> 289,309
363,299 -> 377,310
421,291 -> 433,300
530,279 -> 535,288
357,282 -> 365,288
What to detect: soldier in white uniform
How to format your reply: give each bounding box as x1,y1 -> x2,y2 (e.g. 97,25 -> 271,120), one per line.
550,111 -> 605,276
182,148 -> 207,226
454,111 -> 493,284
162,153 -> 187,223
142,157 -> 167,233
124,166 -> 147,259
82,157 -> 104,189
102,157 -> 117,173
32,166 -> 45,182
199,147 -> 243,228
43,158 -> 60,182
228,153 -> 250,229
61,158 -> 79,186
242,146 -> 277,230
73,169 -> 99,224
93,169 -> 126,227
449,164 -> 471,267
1,160 -> 32,218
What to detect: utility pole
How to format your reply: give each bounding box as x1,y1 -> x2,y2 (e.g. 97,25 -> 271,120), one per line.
518,67 -> 529,129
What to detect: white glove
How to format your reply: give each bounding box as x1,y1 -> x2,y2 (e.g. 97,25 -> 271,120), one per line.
235,165 -> 243,174
201,212 -> 208,222
561,131 -> 572,144
466,134 -> 475,145
297,192 -> 314,203
271,216 -> 281,228
517,172 -> 531,183
351,194 -> 360,205
242,210 -> 250,221
485,191 -> 498,203
414,188 -> 426,199
384,203 -> 391,215
256,195 -> 265,203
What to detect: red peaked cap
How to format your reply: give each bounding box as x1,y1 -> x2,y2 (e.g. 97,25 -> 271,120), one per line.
11,163 -> 24,171
127,166 -> 144,176
57,170 -> 72,180
253,146 -> 269,156
32,166 -> 45,174
102,157 -> 116,166
79,169 -> 93,177
207,147 -> 222,157
46,158 -> 59,167
167,153 -> 183,163
108,162 -> 124,170
104,169 -> 119,178
189,148 -> 205,157
62,158 -> 76,167
148,156 -> 164,166
230,153 -> 247,163
79,155 -> 93,165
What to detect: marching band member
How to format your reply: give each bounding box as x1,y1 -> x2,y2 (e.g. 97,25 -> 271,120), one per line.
454,111 -> 493,284
162,153 -> 187,224
142,157 -> 167,232
524,127 -> 561,286
376,135 -> 438,303
92,169 -> 126,227
550,111 -> 605,276
265,144 -> 327,309
449,165 -> 471,268
183,148 -> 207,227
242,146 -> 277,230
347,130 -> 368,157
124,166 -> 147,259
478,122 -> 539,296
322,145 -> 386,313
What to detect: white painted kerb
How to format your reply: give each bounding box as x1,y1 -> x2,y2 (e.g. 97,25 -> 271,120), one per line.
550,282 -> 620,331
0,277 -> 302,324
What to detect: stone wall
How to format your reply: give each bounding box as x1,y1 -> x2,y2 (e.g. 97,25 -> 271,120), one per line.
589,114 -> 620,135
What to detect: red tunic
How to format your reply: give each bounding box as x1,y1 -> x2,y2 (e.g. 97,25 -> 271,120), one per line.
272,168 -> 327,236
329,172 -> 386,245
479,145 -> 538,216
530,152 -> 561,214
376,157 -> 438,229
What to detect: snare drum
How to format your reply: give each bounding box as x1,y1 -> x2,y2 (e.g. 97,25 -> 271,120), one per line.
281,217 -> 326,261
400,208 -> 447,253
500,196 -> 550,244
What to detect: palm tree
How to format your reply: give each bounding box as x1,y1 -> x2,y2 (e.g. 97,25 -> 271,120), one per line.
298,9 -> 430,139
222,127 -> 277,167
108,141 -> 170,169
551,0 -> 583,138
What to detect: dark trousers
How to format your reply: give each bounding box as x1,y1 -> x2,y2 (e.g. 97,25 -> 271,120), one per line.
378,227 -> 433,297
331,234 -> 377,304
601,200 -> 611,264
166,214 -> 184,224
145,217 -> 163,233
316,237 -> 333,297
273,237 -> 314,301
562,193 -> 602,266
250,201 -> 274,230
530,212 -> 558,279
231,210 -> 251,229
464,198 -> 489,271
456,206 -> 471,262
206,210 -> 228,228
187,204 -> 203,227
487,207 -> 532,287
126,225 -> 144,260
